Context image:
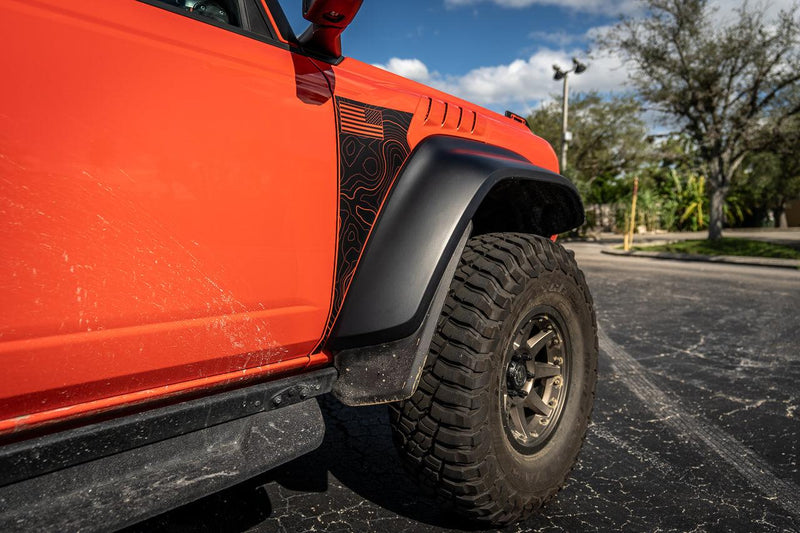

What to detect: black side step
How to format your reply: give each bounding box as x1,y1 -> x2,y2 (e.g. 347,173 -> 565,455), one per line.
0,367 -> 336,532
0,366 -> 337,487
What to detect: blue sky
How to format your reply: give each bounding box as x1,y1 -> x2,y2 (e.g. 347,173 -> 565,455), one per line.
344,2 -> 610,75
277,0 -> 629,114
278,0 -> 794,117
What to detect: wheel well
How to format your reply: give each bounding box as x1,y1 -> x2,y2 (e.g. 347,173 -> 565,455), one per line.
472,178 -> 583,237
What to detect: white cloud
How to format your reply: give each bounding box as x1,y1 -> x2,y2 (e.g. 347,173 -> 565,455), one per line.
445,0 -> 797,19
445,0 -> 642,16
446,50 -> 629,106
379,0 -> 796,114
372,58 -> 431,83
528,30 -> 582,47
375,50 -> 630,112
712,0 -> 797,24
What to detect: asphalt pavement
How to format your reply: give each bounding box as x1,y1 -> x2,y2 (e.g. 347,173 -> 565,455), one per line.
128,243 -> 800,533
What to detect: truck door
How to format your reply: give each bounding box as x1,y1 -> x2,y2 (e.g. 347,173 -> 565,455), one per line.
0,0 -> 336,432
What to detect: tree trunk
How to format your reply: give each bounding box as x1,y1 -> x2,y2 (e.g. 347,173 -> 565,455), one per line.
773,207 -> 788,229
708,186 -> 727,240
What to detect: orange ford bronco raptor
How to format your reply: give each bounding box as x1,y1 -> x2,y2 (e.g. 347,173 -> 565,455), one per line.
0,0 -> 597,528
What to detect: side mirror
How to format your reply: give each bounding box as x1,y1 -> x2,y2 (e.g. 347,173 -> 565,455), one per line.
299,0 -> 363,60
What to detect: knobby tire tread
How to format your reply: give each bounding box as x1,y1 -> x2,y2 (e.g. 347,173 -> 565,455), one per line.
389,233 -> 598,525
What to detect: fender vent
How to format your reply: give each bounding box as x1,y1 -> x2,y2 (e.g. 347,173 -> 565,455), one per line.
418,97 -> 484,135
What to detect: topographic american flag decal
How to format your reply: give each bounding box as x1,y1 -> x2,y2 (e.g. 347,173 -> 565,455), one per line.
338,99 -> 385,139
314,97 -> 412,349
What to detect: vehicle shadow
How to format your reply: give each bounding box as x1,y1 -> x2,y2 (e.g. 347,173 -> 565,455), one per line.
125,394 -> 485,532
122,477 -> 274,532
264,394 -> 484,531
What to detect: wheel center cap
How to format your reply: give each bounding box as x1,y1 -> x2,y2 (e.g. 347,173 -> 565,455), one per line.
507,359 -> 528,391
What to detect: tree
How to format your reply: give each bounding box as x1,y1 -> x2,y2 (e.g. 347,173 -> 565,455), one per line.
526,92 -> 651,203
600,0 -> 800,239
737,113 -> 800,227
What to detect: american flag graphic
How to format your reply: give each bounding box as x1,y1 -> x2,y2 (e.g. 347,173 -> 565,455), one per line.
339,100 -> 384,139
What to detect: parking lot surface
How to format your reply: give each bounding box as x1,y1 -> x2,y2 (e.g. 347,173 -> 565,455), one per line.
129,242 -> 800,532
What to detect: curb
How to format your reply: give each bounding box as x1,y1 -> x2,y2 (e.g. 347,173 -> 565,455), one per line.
601,248 -> 800,270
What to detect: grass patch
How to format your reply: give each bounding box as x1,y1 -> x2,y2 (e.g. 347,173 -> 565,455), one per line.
632,238 -> 800,259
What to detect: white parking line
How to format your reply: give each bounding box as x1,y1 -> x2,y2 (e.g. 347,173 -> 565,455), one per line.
599,329 -> 800,518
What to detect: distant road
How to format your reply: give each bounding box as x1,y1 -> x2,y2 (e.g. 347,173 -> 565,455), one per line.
587,227 -> 800,249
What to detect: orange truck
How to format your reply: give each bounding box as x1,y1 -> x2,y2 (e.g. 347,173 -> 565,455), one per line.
0,0 -> 597,528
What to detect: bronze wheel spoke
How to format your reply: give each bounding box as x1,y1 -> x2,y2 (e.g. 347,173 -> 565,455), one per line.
509,404 -> 528,436
525,391 -> 554,417
525,329 -> 554,354
533,362 -> 561,379
502,312 -> 570,451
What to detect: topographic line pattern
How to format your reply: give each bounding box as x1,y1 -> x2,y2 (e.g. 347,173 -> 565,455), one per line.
320,97 -> 413,344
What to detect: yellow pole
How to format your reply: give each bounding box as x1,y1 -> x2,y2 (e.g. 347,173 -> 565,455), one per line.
624,177 -> 639,251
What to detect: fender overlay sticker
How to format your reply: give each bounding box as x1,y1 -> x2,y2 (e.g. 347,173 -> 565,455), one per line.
319,97 -> 413,346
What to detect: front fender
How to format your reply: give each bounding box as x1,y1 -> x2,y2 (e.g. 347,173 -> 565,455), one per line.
329,135 -> 583,351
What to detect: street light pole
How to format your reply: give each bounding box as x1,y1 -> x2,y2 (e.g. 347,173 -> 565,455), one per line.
560,72 -> 569,172
552,58 -> 587,173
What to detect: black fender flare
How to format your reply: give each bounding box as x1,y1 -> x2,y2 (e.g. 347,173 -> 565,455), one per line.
329,135 -> 583,405
329,135 -> 583,350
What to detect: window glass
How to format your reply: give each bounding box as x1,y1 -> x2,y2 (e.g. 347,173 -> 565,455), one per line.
152,0 -> 242,28
275,0 -> 309,37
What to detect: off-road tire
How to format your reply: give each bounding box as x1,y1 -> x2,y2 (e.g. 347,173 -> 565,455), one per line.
389,233 -> 597,525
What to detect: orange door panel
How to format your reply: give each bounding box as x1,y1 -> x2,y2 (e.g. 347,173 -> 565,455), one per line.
0,0 -> 336,431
